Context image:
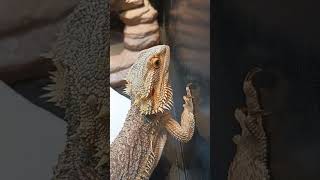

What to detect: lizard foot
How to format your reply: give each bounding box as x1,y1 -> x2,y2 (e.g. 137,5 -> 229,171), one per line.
183,83 -> 194,112
243,67 -> 262,93
245,67 -> 262,82
234,108 -> 247,128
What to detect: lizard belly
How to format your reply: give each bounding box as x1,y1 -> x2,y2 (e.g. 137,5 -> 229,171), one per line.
110,107 -> 166,180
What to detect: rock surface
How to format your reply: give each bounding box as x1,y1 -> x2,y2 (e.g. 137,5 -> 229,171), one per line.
0,0 -> 78,81
124,30 -> 160,50
110,49 -> 139,73
120,4 -> 157,25
0,20 -> 62,67
111,0 -> 144,11
110,0 -> 160,88
0,0 -> 78,34
124,21 -> 159,37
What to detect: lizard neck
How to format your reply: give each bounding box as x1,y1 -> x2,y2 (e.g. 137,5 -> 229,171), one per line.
129,100 -> 170,123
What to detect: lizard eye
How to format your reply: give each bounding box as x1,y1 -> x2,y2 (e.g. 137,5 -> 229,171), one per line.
152,57 -> 161,69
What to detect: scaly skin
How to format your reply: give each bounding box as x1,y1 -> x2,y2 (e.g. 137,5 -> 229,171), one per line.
228,68 -> 270,180
42,0 -> 109,179
110,45 -> 195,179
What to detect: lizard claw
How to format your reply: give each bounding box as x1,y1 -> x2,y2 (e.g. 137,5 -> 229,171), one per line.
245,67 -> 262,81
234,108 -> 248,130
232,135 -> 241,144
186,83 -> 192,88
186,83 -> 194,98
183,83 -> 194,111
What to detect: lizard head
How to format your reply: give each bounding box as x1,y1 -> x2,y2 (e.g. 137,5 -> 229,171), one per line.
124,45 -> 173,115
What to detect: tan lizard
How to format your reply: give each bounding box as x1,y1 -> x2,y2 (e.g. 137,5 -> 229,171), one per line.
110,45 -> 196,180
228,68 -> 270,180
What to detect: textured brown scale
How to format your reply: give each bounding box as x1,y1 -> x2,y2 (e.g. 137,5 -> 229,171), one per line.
228,68 -> 270,180
42,0 -> 109,179
111,45 -> 196,179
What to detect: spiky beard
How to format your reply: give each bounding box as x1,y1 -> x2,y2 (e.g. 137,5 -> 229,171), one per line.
41,62 -> 66,108
143,68 -> 173,115
137,82 -> 173,115
150,83 -> 173,114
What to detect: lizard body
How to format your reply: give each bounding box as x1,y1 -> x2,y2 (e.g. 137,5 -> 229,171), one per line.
111,45 -> 195,179
228,68 -> 270,180
42,0 -> 109,179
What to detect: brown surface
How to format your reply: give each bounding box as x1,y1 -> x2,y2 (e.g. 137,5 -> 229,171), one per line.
0,21 -> 62,68
110,68 -> 129,88
124,21 -> 159,38
0,0 -> 78,35
111,0 -> 144,11
110,49 -> 139,73
120,4 -> 157,25
0,57 -> 55,84
124,30 -> 160,50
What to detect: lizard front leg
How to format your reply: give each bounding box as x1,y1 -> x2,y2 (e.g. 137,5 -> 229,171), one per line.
163,84 -> 195,143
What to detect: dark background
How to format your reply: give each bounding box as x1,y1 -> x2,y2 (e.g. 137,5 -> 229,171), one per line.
213,0 -> 320,179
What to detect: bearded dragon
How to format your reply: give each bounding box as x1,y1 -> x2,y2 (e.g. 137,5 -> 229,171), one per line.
110,45 -> 196,180
228,68 -> 270,180
42,0 -> 109,179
